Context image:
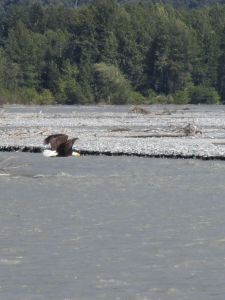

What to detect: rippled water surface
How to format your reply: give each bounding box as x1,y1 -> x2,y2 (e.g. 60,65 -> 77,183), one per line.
1,153 -> 225,300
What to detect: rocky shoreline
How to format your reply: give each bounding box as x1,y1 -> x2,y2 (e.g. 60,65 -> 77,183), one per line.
1,104 -> 225,159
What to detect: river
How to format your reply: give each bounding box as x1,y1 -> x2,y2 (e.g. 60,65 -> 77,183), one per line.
0,152 -> 225,299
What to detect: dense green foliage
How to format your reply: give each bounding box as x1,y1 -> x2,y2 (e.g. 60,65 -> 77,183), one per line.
1,0 -> 225,10
0,0 -> 225,104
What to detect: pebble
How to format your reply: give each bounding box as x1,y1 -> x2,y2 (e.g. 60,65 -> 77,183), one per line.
1,105 -> 225,159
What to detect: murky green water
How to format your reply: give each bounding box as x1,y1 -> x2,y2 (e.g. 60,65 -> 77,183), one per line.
1,152 -> 225,300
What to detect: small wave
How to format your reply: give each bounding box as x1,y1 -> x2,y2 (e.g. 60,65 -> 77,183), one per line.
33,172 -> 76,178
0,258 -> 22,265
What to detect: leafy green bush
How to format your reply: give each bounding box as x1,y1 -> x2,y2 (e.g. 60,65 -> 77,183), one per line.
16,88 -> 42,104
148,94 -> 175,104
0,88 -> 55,104
127,91 -> 146,104
55,63 -> 79,104
188,85 -> 221,104
94,63 -> 132,104
38,90 -> 55,105
173,89 -> 190,104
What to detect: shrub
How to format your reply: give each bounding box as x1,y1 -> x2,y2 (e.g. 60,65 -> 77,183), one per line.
38,89 -> 55,105
149,94 -> 174,104
188,85 -> 221,104
173,89 -> 190,104
127,91 -> 146,104
94,63 -> 132,104
0,88 -> 55,105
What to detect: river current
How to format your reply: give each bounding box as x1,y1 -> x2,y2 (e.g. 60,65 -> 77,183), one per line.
0,152 -> 225,300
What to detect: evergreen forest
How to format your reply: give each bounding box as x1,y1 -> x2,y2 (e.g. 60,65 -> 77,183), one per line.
0,0 -> 225,105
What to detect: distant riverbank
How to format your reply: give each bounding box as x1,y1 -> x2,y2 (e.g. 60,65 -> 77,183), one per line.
1,104 -> 225,159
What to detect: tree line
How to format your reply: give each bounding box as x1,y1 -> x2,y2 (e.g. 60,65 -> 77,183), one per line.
1,0 -> 225,10
0,0 -> 225,105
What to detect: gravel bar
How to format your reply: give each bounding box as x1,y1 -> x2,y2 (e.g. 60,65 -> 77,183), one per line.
1,104 -> 225,159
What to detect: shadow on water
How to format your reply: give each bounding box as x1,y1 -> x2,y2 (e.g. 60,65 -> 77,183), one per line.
1,152 -> 225,300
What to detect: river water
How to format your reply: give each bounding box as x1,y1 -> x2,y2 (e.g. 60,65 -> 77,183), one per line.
0,152 -> 225,300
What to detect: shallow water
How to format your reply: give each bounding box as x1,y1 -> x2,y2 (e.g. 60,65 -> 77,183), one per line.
1,153 -> 225,300
4,103 -> 225,114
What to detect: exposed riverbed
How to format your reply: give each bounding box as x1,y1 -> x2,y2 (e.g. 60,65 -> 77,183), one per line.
1,104 -> 225,158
